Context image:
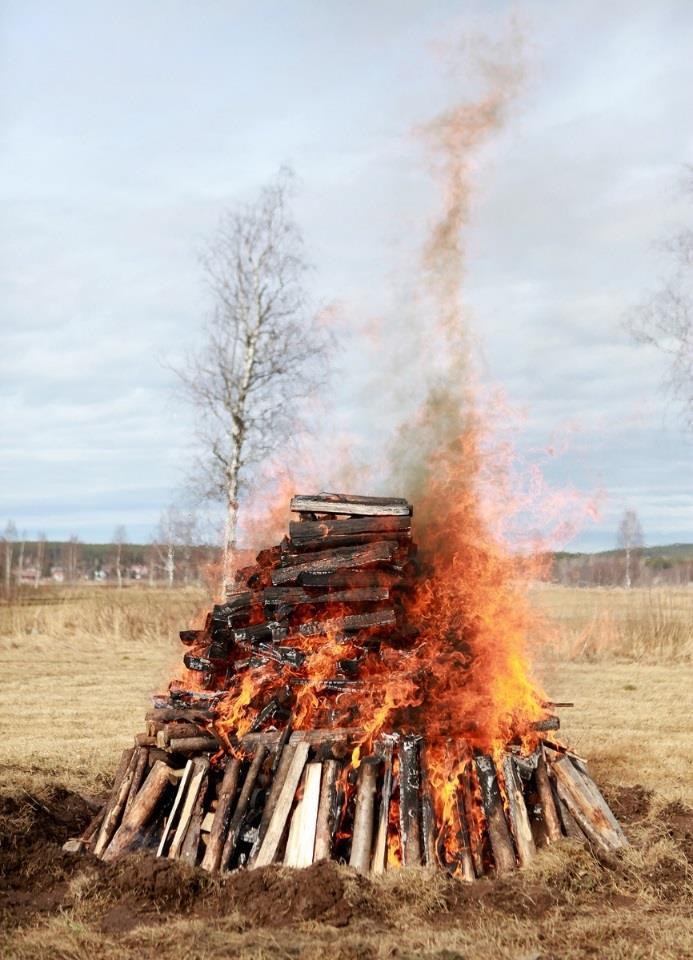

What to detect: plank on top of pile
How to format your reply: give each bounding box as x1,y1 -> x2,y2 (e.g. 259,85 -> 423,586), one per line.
290,493 -> 412,517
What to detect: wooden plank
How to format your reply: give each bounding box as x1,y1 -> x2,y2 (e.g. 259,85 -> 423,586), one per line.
284,762 -> 322,868
313,758 -> 339,862
168,757 -> 210,860
371,741 -> 393,874
252,742 -> 310,867
290,493 -> 411,517
349,761 -> 378,875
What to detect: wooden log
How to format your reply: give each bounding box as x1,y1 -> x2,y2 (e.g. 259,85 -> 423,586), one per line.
475,755 -> 516,875
298,570 -> 401,589
418,744 -> 437,869
284,762 -> 322,868
551,758 -> 626,852
248,744 -> 296,866
180,770 -> 208,867
124,748 -> 150,813
371,741 -> 393,874
290,516 -> 411,541
399,735 -> 422,867
349,761 -> 378,875
452,789 -> 476,881
201,757 -> 242,872
263,586 -> 391,608
297,609 -> 396,637
290,531 -> 411,552
502,756 -> 536,868
240,727 -> 361,750
535,751 -> 563,844
460,763 -> 483,878
87,747 -> 132,855
572,761 -> 628,845
156,760 -> 193,857
145,707 -> 213,723
168,757 -> 210,860
253,742 -> 310,867
101,762 -> 172,862
168,736 -> 218,754
271,541 -> 399,586
290,493 -> 411,516
93,748 -> 139,858
219,746 -> 268,871
313,758 -> 339,862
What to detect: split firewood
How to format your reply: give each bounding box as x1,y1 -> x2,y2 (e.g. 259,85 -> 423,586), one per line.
550,757 -> 627,853
180,770 -> 208,866
124,748 -> 150,813
201,757 -> 242,872
371,741 -> 393,874
502,756 -> 536,867
168,757 -> 210,860
284,762 -> 322,868
313,758 -> 339,862
290,493 -> 411,517
399,735 -> 422,867
252,742 -> 310,867
475,755 -> 516,875
220,746 -> 268,871
349,760 -> 378,875
102,762 -> 172,862
535,750 -> 563,843
248,744 -> 296,866
156,759 -> 193,857
93,748 -> 139,858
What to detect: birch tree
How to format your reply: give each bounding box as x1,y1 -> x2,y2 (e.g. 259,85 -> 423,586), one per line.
175,169 -> 329,589
112,524 -> 128,589
616,509 -> 644,589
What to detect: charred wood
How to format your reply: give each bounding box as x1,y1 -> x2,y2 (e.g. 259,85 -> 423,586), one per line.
290,493 -> 411,517
475,755 -> 516,875
399,735 -> 422,867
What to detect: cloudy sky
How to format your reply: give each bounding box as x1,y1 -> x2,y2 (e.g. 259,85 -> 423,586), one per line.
1,0 -> 692,550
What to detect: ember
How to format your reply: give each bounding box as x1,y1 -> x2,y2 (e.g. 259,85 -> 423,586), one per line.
66,491 -> 628,876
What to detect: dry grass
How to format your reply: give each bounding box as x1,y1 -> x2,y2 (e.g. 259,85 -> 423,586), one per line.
1,584 -> 692,959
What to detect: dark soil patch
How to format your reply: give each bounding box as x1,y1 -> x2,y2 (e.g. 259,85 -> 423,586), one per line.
600,783 -> 652,825
660,801 -> 693,863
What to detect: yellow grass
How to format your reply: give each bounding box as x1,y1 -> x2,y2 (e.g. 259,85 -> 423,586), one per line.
1,584 -> 692,959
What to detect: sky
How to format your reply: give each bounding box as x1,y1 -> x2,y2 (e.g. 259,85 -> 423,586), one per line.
1,0 -> 692,550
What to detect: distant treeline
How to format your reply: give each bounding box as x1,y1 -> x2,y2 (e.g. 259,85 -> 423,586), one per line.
549,544 -> 693,587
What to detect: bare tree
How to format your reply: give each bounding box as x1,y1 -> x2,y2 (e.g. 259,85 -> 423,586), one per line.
2,521 -> 17,597
616,509 -> 644,589
628,172 -> 693,426
174,169 -> 329,589
15,530 -> 26,589
35,532 -> 46,587
152,507 -> 199,588
62,535 -> 81,584
113,524 -> 128,590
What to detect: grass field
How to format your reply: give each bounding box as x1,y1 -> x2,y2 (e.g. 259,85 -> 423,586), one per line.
1,584 -> 692,959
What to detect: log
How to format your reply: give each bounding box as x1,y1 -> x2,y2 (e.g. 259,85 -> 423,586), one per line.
399,735 -> 422,867
572,761 -> 628,845
168,757 -> 210,860
535,752 -> 563,843
475,755 -> 516,875
297,609 -> 396,636
349,761 -> 378,875
289,531 -> 411,552
502,756 -> 536,868
240,727 -> 361,750
298,570 -> 401,589
290,516 -> 411,541
271,541 -> 399,585
371,741 -> 393,874
168,736 -> 218,754
156,759 -> 193,857
460,764 -> 483,878
180,770 -> 208,867
145,707 -> 214,723
201,757 -> 242,872
452,789 -> 476,881
262,586 -> 391,608
290,493 -> 411,516
313,758 -> 339,862
102,762 -> 172,862
550,758 -> 626,852
284,762 -> 322,868
248,744 -> 296,865
253,741 -> 310,867
93,748 -> 139,858
219,746 -> 268,871
212,594 -> 254,621
88,748 -> 132,856
418,744 -> 437,869
124,748 -> 150,813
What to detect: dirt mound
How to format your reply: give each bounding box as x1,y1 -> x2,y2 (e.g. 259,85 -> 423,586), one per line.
601,783 -> 653,825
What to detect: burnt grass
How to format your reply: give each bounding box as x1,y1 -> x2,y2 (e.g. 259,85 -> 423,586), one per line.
1,782 -> 692,959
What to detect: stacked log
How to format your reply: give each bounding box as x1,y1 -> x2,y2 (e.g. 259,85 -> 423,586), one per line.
63,492 -> 628,875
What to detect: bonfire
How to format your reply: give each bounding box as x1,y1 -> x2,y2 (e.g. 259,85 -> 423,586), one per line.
65,492 -> 627,876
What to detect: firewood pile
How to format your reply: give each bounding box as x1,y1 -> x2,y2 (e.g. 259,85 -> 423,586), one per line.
65,493 -> 628,875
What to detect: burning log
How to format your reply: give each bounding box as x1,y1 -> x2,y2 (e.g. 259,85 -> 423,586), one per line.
219,746 -> 268,871
502,756 -> 536,867
262,585 -> 391,609
271,541 -> 399,586
284,762 -> 322,868
399,735 -> 422,867
253,742 -> 310,867
349,759 -> 378,875
102,761 -> 172,862
475,755 -> 516,875
290,493 -> 411,517
201,757 -> 242,872
297,609 -> 396,637
313,758 -> 339,862
298,570 -> 401,589
289,515 -> 411,542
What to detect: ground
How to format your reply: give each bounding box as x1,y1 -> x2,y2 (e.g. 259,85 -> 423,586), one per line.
1,585 -> 692,959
